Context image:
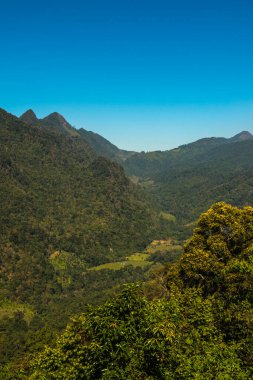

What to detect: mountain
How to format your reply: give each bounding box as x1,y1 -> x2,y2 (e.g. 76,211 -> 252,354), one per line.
1,105 -> 163,269
19,108 -> 253,222
2,107 -> 253,373
20,109 -> 79,136
19,108 -> 253,223
229,130 -> 253,142
78,128 -> 135,163
20,109 -> 38,125
20,109 -> 135,162
122,132 -> 253,222
0,108 -> 165,367
122,132 -> 253,179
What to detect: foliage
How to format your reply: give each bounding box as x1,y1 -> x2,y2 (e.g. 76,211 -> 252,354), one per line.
0,108 -> 169,368
29,203 -> 253,379
2,106 -> 253,376
30,285 -> 248,379
167,202 -> 253,375
123,134 -> 253,223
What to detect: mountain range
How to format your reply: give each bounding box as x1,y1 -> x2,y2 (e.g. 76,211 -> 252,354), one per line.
0,108 -> 166,367
1,106 -> 253,371
20,108 -> 253,223
20,109 -> 135,162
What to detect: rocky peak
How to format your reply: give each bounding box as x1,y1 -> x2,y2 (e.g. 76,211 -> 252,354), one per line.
42,112 -> 79,137
230,131 -> 253,142
42,112 -> 70,127
20,109 -> 38,125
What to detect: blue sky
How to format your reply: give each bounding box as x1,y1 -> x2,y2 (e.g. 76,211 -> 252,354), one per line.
1,0 -> 253,151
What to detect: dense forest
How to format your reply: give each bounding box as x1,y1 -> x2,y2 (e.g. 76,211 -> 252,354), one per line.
0,108 -> 253,378
0,108 -> 171,374
122,132 -> 253,222
19,203 -> 253,378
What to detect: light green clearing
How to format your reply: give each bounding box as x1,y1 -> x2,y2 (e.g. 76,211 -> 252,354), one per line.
159,211 -> 176,222
88,240 -> 183,271
0,299 -> 34,324
89,259 -> 152,271
126,252 -> 151,261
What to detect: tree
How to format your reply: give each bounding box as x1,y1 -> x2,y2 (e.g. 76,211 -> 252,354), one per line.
29,203 -> 253,379
167,202 -> 253,374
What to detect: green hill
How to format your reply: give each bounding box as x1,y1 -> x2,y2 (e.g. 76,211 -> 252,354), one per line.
0,108 -> 165,368
122,132 -> 253,222
123,132 -> 252,179
20,110 -> 253,226
2,106 -> 253,373
20,109 -> 135,162
151,137 -> 253,222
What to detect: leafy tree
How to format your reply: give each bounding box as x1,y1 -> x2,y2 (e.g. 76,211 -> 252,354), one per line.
167,202 -> 253,375
29,203 -> 253,379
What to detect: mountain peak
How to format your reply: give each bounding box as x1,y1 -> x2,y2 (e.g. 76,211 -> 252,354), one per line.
20,109 -> 38,125
43,112 -> 69,126
42,112 -> 79,137
230,131 -> 253,142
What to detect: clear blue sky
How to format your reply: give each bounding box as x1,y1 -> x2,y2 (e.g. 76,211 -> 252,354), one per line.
1,0 -> 253,151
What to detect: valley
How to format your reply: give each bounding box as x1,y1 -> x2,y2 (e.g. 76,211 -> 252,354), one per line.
0,107 -> 253,378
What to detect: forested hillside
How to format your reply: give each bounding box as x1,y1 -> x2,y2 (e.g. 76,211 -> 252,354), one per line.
29,203 -> 253,379
20,109 -> 253,226
0,108 -> 166,371
152,138 -> 253,221
123,131 -> 252,179
1,107 -> 253,377
20,109 -> 134,163
122,132 -> 253,222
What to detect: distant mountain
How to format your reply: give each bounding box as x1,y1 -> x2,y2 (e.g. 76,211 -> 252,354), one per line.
18,108 -> 253,222
20,108 -> 38,125
20,109 -> 79,136
18,109 -> 253,223
122,132 -> 253,178
78,128 -> 135,163
20,109 -> 135,162
229,130 -> 253,142
121,131 -> 253,222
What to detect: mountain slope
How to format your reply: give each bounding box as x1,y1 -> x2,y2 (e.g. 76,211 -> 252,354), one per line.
78,128 -> 135,162
1,107 -> 162,266
122,132 -> 253,179
19,108 -> 253,224
20,109 -> 135,162
0,108 -> 164,367
148,136 -> 253,222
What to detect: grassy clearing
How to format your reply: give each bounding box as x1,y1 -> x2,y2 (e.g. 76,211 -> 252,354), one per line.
89,259 -> 152,271
159,211 -> 176,222
126,252 -> 151,261
89,240 -> 183,271
89,262 -> 128,271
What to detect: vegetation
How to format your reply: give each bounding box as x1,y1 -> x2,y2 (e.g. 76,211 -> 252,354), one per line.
1,107 -> 253,378
0,108 -> 170,370
20,109 -> 135,163
88,240 -> 182,271
123,133 -> 253,223
29,203 -> 253,379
